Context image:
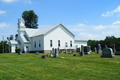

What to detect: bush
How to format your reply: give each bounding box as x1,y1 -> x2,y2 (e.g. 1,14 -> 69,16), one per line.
15,48 -> 19,53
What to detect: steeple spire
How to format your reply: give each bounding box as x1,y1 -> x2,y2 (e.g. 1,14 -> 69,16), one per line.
18,17 -> 25,27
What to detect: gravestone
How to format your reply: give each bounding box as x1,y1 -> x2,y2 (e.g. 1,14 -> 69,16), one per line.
94,47 -> 97,52
54,48 -> 59,57
113,44 -> 116,52
97,44 -> 100,54
105,45 -> 107,48
84,46 -> 90,54
41,54 -> 49,59
73,53 -> 76,56
58,47 -> 59,52
52,48 -> 55,55
115,45 -> 120,55
35,52 -> 39,55
101,46 -> 115,58
50,50 -> 53,57
18,48 -> 22,55
69,48 -> 72,54
80,45 -> 84,56
65,49 -> 67,54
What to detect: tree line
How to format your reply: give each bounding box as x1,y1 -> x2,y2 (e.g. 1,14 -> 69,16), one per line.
88,36 -> 120,51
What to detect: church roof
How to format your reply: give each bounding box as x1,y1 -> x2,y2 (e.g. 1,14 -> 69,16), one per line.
25,23 -> 75,37
10,40 -> 18,44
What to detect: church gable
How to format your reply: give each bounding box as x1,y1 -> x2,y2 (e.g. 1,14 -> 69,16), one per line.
31,23 -> 75,38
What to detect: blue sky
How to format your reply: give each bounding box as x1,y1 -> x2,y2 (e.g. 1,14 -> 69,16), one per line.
0,0 -> 120,41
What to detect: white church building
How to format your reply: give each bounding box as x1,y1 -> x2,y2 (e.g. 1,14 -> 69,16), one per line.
9,17 -> 87,53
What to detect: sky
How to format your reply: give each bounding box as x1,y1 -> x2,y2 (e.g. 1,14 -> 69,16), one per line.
0,0 -> 120,41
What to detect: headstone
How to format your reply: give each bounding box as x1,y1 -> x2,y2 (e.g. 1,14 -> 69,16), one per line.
18,48 -> 22,55
58,47 -> 59,52
80,45 -> 84,56
97,44 -> 100,54
41,54 -> 49,59
54,48 -> 59,57
94,47 -> 97,52
65,49 -> 67,54
73,54 -> 76,56
69,48 -> 72,54
50,50 -> 53,57
113,44 -> 116,52
35,52 -> 39,55
115,45 -> 120,55
105,45 -> 108,48
101,47 -> 115,58
84,46 -> 90,54
52,48 -> 55,55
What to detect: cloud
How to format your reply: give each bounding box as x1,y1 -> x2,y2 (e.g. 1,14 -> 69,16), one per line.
101,11 -> 113,17
71,28 -> 84,32
78,32 -> 100,40
114,5 -> 120,12
77,23 -> 84,27
94,25 -> 107,30
1,0 -> 18,3
24,0 -> 32,4
83,20 -> 88,23
68,20 -> 120,40
102,5 -> 120,17
0,10 -> 6,15
112,20 -> 120,25
0,22 -> 11,29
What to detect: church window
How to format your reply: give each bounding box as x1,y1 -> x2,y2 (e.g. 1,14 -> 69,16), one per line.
50,40 -> 52,47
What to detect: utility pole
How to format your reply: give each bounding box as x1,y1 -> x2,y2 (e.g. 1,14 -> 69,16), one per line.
2,36 -> 4,53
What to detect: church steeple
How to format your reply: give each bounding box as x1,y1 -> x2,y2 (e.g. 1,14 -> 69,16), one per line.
18,17 -> 25,28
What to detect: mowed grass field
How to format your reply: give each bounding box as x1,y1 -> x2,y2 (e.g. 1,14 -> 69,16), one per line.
0,52 -> 120,80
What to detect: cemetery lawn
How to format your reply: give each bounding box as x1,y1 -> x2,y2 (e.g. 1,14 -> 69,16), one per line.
0,52 -> 120,80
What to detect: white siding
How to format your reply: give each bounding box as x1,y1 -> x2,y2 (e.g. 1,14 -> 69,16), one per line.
31,35 -> 44,51
11,44 -> 16,53
44,25 -> 75,50
74,41 -> 87,49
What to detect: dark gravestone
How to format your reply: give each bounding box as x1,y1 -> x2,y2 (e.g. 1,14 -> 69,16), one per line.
41,54 -> 49,59
35,52 -> 39,55
18,48 -> 22,55
52,48 -> 55,55
101,47 -> 115,58
54,48 -> 59,57
97,44 -> 100,54
115,45 -> 120,55
73,54 -> 76,56
80,45 -> 84,56
84,46 -> 90,54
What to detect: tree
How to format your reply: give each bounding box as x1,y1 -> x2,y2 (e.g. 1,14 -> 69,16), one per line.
7,35 -> 13,41
87,36 -> 120,51
22,10 -> 38,29
0,41 -> 9,53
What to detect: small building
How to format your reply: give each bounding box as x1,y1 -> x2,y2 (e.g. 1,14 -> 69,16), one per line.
9,17 -> 87,53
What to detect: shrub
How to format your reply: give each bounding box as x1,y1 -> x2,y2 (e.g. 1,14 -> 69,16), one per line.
15,48 -> 19,53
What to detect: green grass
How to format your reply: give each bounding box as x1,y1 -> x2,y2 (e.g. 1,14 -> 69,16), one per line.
0,52 -> 120,80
